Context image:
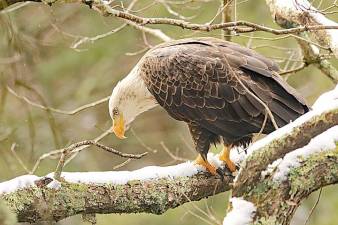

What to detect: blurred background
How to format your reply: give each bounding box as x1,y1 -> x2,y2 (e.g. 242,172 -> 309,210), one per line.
0,0 -> 337,224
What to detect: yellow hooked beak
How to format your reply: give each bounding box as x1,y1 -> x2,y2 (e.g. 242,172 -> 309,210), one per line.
112,114 -> 127,139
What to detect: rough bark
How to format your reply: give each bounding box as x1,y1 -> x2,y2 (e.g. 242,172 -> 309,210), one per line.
238,149 -> 338,225
2,172 -> 231,223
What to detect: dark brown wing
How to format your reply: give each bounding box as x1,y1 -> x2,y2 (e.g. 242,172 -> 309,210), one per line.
139,37 -> 309,143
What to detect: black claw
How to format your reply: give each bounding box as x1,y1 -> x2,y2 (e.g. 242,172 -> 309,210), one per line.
216,167 -> 234,181
235,164 -> 240,171
82,0 -> 93,8
216,168 -> 225,181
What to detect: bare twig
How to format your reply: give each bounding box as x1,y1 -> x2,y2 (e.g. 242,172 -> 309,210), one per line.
160,141 -> 190,162
72,0 -> 171,49
157,0 -> 193,20
280,63 -> 308,75
238,33 -> 330,50
112,158 -> 133,170
71,23 -> 128,49
256,112 -> 268,138
125,47 -> 149,56
7,86 -> 110,115
31,128 -> 112,174
124,19 -> 172,42
54,140 -> 148,180
9,143 -> 30,173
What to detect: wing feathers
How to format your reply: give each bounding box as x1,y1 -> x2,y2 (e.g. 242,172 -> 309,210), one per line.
139,37 -> 309,142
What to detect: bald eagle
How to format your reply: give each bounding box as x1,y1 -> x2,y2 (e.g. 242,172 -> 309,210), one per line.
108,37 -> 309,176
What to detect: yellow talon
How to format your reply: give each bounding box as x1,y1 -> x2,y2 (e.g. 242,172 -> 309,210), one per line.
194,154 -> 217,175
219,146 -> 236,172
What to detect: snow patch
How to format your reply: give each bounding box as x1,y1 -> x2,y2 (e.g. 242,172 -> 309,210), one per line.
223,197 -> 256,225
258,85 -> 337,181
273,126 -> 338,182
46,160 -> 202,185
46,179 -> 62,190
48,153 -> 224,185
261,158 -> 282,178
230,146 -> 247,164
311,9 -> 338,57
312,85 -> 338,110
0,175 -> 39,195
0,153 -> 224,195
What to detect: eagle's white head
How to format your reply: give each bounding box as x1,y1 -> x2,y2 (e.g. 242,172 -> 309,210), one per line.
108,65 -> 158,139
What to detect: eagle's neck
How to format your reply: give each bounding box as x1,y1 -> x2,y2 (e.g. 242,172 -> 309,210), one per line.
113,65 -> 158,125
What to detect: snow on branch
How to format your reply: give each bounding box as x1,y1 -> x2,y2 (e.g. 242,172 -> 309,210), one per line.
0,160 -> 231,223
264,125 -> 338,182
233,142 -> 338,225
266,0 -> 338,58
222,197 -> 256,225
0,154 -> 224,195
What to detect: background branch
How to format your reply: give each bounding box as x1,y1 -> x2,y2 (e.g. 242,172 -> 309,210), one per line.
266,0 -> 338,58
221,0 -> 233,40
265,0 -> 338,83
1,0 -> 337,35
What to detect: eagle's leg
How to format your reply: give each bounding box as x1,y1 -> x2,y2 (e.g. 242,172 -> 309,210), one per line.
194,154 -> 217,175
219,145 -> 236,172
188,124 -> 218,176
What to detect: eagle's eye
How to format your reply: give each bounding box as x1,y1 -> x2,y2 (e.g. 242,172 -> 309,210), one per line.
112,108 -> 119,117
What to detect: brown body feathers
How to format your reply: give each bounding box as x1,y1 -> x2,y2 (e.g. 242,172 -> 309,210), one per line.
139,37 -> 309,159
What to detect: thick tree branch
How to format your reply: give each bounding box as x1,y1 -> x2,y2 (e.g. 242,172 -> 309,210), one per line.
226,148 -> 338,225
1,172 -> 231,223
227,85 -> 338,224
234,105 -> 338,196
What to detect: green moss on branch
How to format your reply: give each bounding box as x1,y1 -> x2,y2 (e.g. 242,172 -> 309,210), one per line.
2,173 -> 231,223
